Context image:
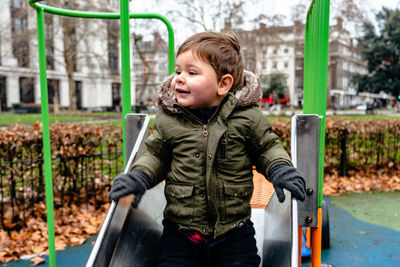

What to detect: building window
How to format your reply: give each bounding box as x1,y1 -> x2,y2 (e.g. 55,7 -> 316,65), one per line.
284,62 -> 289,68
47,79 -> 60,104
296,59 -> 303,69
45,15 -> 55,70
262,62 -> 266,70
273,48 -> 278,55
342,77 -> 348,89
111,83 -> 121,107
107,20 -> 119,73
10,0 -> 24,8
284,48 -> 289,54
10,2 -> 29,67
19,77 -> 34,103
272,62 -> 277,69
62,18 -> 78,72
75,81 -> 82,109
158,63 -> 166,71
296,76 -> 303,89
0,76 -> 7,111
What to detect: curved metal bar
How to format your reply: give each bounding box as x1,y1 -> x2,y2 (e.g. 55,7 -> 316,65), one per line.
130,13 -> 175,75
29,0 -> 120,18
29,1 -> 175,75
29,1 -> 175,266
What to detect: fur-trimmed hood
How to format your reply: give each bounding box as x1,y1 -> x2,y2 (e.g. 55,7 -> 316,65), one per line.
156,70 -> 262,113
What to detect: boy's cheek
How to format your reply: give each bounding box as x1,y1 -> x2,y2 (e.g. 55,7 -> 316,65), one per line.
171,80 -> 177,92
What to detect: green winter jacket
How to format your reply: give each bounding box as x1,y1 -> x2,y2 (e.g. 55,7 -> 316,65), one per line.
132,70 -> 292,238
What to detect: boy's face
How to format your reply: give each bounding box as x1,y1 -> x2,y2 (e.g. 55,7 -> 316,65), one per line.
172,50 -> 225,109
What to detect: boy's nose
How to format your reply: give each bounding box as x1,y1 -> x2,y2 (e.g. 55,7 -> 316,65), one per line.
175,73 -> 185,84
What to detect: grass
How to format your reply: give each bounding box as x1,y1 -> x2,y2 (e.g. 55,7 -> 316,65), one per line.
327,114 -> 399,121
0,111 -> 397,127
0,112 -> 122,126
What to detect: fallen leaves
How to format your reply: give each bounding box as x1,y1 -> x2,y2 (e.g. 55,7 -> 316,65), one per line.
0,201 -> 109,264
31,256 -> 45,265
323,169 -> 400,196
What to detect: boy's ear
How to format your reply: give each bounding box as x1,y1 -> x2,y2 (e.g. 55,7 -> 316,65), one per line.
218,74 -> 234,96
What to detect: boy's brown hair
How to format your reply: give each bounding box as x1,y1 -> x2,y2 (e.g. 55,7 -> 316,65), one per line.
177,31 -> 245,92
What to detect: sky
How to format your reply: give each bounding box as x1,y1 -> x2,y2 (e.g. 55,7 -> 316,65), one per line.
129,0 -> 400,44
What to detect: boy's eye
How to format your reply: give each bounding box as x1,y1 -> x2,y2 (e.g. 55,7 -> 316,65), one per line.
189,71 -> 197,75
175,70 -> 181,75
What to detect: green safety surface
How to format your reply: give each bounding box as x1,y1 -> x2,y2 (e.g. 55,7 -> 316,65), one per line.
331,191 -> 400,232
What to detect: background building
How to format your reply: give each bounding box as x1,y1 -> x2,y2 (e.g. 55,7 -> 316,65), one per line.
238,20 -> 368,108
132,32 -> 169,105
0,0 -> 135,112
328,18 -> 368,108
238,23 -> 305,107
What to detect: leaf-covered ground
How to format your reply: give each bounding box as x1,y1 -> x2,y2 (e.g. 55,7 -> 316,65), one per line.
0,202 -> 109,265
323,168 -> 400,195
1,171 -> 400,264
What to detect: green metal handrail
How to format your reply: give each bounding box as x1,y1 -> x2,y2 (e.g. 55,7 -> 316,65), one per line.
303,0 -> 330,208
28,1 -> 175,266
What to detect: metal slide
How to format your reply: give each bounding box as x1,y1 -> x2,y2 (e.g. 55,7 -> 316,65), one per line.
86,114 -> 166,267
87,114 -> 319,267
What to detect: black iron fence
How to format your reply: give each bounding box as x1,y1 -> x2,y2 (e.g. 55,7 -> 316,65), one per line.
1,118 -> 400,229
323,119 -> 400,175
0,138 -> 123,231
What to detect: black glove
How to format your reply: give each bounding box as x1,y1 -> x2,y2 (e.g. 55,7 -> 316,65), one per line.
108,169 -> 151,201
268,162 -> 306,203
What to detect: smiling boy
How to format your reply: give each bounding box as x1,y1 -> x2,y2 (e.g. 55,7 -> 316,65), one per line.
109,31 -> 306,266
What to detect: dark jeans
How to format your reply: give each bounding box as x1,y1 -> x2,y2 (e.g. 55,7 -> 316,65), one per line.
157,220 -> 261,267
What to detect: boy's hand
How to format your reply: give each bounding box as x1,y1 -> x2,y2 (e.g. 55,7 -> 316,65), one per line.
269,162 -> 306,203
108,169 -> 151,201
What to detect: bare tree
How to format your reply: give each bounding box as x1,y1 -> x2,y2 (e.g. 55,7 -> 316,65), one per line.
164,0 -> 253,33
291,2 -> 308,24
46,0 -> 118,111
132,33 -> 152,106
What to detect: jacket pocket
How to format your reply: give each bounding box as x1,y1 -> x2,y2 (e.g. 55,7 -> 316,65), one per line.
222,183 -> 253,222
164,184 -> 194,222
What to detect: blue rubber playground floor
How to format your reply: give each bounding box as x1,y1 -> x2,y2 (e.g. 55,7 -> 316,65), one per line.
2,194 -> 400,267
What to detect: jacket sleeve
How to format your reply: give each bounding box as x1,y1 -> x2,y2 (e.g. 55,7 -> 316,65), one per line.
131,112 -> 172,187
248,109 -> 292,181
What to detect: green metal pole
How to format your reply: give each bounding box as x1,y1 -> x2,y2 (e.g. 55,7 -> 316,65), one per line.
28,3 -> 175,264
303,0 -> 330,208
35,6 -> 56,267
120,0 -> 131,166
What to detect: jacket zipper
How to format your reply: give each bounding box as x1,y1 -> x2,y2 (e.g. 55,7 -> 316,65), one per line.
203,125 -> 209,161
221,133 -> 227,159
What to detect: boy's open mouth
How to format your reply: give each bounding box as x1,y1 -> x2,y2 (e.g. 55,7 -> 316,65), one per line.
176,88 -> 190,94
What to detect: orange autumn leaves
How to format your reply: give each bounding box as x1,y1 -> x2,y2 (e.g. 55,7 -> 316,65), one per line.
0,202 -> 108,264
323,168 -> 400,196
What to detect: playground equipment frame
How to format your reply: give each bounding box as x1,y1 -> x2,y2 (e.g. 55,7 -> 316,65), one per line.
28,1 -> 175,266
302,0 -> 330,266
29,0 -> 329,266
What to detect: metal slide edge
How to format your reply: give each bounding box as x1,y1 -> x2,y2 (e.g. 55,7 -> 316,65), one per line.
86,114 -> 150,267
290,115 -> 299,267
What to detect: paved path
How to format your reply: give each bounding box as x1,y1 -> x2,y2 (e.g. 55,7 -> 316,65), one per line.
2,194 -> 400,267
